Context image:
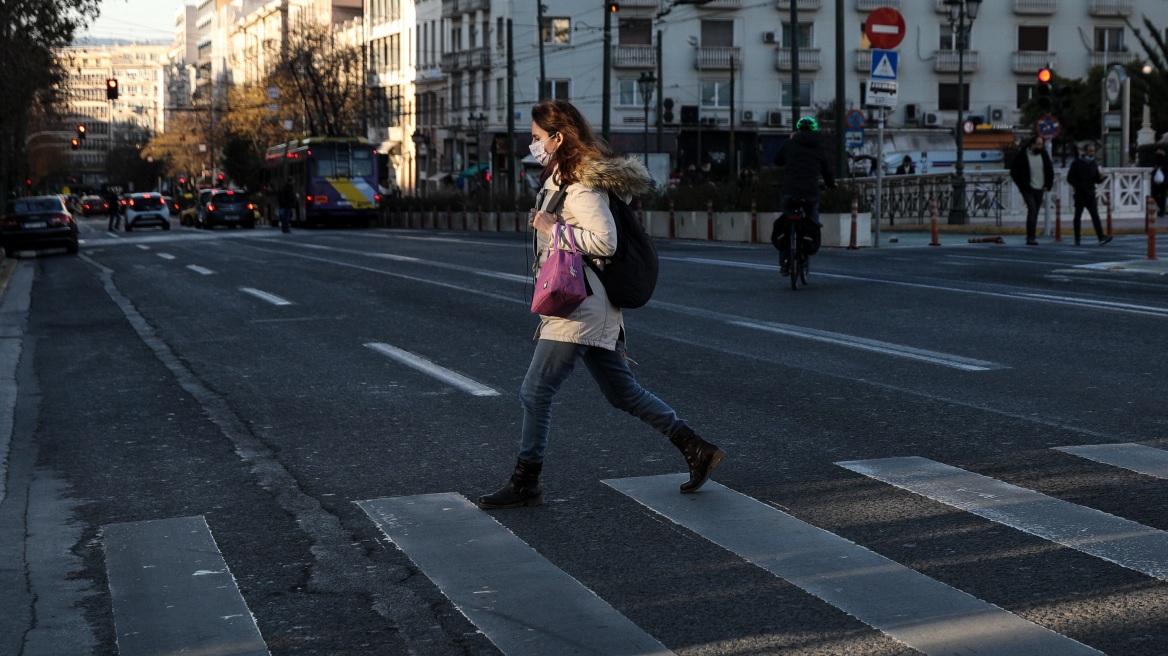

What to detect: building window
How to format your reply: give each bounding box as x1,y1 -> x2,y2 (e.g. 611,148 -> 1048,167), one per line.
1094,27 -> 1124,52
780,81 -> 811,108
701,80 -> 730,108
938,83 -> 970,111
541,18 -> 570,45
781,22 -> 812,48
1016,84 -> 1035,108
497,18 -> 504,48
700,19 -> 733,47
1017,25 -> 1048,51
619,79 -> 638,106
539,79 -> 570,100
619,18 -> 651,45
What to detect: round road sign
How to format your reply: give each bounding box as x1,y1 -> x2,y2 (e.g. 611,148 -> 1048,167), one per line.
1036,114 -> 1061,141
864,7 -> 906,50
845,109 -> 865,128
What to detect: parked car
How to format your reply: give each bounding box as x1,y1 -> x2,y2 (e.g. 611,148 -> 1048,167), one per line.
123,193 -> 171,232
181,189 -> 214,227
0,195 -> 79,256
80,195 -> 110,216
199,189 -> 256,229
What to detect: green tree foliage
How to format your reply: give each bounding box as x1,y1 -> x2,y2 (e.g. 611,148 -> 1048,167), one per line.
0,0 -> 101,198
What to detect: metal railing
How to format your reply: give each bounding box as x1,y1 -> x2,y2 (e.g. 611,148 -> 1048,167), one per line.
613,45 -> 656,69
1089,0 -> 1134,16
1013,0 -> 1058,14
935,49 -> 979,73
775,48 -> 821,72
1013,51 -> 1056,74
694,47 -> 742,70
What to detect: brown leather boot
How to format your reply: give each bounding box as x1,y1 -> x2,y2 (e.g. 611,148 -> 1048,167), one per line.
477,459 -> 544,509
669,426 -> 724,493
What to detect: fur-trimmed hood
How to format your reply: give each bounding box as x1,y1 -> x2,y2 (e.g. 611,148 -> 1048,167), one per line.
573,155 -> 654,198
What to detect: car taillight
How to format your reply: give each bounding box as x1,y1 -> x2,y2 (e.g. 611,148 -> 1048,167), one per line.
305,195 -> 313,204
206,204 -> 216,211
375,194 -> 381,203
48,213 -> 71,227
246,203 -> 255,210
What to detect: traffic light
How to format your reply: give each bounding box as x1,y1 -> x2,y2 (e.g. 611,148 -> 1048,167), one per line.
1036,69 -> 1053,111
106,78 -> 119,100
1053,84 -> 1071,113
70,138 -> 80,150
607,2 -> 618,11
77,124 -> 87,140
178,176 -> 186,185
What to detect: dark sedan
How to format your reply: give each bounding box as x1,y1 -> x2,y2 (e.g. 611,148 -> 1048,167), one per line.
79,195 -> 110,216
199,190 -> 256,229
1,196 -> 80,257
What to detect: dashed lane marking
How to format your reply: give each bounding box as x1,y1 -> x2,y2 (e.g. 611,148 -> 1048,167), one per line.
240,287 -> 292,306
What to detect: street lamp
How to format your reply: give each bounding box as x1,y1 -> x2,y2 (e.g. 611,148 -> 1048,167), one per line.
638,71 -> 656,166
944,0 -> 982,224
467,112 -> 486,164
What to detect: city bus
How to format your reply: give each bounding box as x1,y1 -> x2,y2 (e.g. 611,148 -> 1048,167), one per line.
264,136 -> 380,227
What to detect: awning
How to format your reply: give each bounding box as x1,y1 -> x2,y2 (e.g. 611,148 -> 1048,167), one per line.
459,161 -> 489,177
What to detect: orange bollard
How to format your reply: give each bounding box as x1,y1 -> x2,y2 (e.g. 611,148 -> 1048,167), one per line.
1054,196 -> 1062,242
848,198 -> 859,250
1149,196 -> 1158,261
929,197 -> 941,246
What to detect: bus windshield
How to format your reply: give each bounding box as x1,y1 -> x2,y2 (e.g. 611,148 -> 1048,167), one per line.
310,144 -> 374,179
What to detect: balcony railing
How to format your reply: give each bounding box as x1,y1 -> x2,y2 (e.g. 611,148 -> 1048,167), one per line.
439,48 -> 491,73
775,48 -> 821,72
776,0 -> 822,10
1014,0 -> 1057,14
618,0 -> 658,6
1090,0 -> 1133,16
694,46 -> 742,70
613,44 -> 657,69
1089,50 -> 1137,67
934,49 -> 979,73
857,0 -> 899,11
441,0 -> 490,18
697,0 -> 742,7
1013,51 -> 1055,74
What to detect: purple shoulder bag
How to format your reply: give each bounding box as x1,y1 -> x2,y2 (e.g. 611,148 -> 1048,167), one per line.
531,222 -> 587,318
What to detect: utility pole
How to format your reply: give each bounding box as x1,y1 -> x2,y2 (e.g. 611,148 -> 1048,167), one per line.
834,0 -> 846,177
601,2 -> 612,141
507,18 -> 516,202
537,1 -> 546,100
790,1 -> 800,126
656,30 -> 663,153
729,55 -> 736,178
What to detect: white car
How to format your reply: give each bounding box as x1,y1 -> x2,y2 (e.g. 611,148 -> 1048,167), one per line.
123,193 -> 171,232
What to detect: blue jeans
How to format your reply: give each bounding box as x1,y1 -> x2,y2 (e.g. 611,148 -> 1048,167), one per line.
278,207 -> 293,231
518,339 -> 685,463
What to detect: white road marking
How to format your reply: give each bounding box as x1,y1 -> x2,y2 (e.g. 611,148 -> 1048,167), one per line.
1054,443 -> 1168,480
136,244 -> 150,250
157,253 -> 175,260
186,265 -> 214,275
239,288 -> 293,306
365,342 -> 499,396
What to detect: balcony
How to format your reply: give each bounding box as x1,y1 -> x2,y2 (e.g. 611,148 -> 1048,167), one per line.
934,49 -> 979,73
857,0 -> 899,11
617,0 -> 658,6
1089,50 -> 1137,67
1090,0 -> 1133,16
439,48 -> 491,73
775,48 -> 821,72
441,0 -> 490,18
697,0 -> 742,8
694,46 -> 741,70
1013,51 -> 1055,74
776,0 -> 822,10
1013,0 -> 1057,14
613,44 -> 657,69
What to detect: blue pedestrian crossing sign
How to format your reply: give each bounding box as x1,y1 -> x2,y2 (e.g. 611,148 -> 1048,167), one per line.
870,49 -> 898,80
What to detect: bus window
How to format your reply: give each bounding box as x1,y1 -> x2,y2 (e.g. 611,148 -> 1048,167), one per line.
312,150 -> 336,177
353,149 -> 374,177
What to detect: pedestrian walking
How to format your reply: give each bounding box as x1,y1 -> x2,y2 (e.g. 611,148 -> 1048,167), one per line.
1067,143 -> 1111,246
1152,146 -> 1167,218
277,178 -> 296,233
105,187 -> 122,231
1009,136 -> 1054,245
477,99 -> 725,510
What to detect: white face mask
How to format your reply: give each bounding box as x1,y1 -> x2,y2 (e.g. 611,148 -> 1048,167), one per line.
529,134 -> 556,166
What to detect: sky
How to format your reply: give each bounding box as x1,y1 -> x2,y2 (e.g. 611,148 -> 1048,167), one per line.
80,0 -> 184,42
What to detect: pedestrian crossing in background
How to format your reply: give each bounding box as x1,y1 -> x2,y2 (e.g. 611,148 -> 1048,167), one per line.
101,443 -> 1168,656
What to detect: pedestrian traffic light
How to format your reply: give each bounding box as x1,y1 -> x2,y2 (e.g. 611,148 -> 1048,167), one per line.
106,78 -> 119,100
1036,69 -> 1053,111
77,124 -> 87,140
70,138 -> 80,149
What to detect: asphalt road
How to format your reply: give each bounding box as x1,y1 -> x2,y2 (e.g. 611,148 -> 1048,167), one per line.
1,215 -> 1166,656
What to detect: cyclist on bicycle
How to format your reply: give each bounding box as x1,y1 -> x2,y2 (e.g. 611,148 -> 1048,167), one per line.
772,116 -> 835,276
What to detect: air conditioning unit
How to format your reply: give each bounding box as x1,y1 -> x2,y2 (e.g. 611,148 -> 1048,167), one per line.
923,111 -> 943,127
904,103 -> 920,121
762,31 -> 777,44
742,109 -> 757,123
989,106 -> 1007,122
767,110 -> 787,127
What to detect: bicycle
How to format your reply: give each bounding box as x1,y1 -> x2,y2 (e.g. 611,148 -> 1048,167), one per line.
785,198 -> 811,290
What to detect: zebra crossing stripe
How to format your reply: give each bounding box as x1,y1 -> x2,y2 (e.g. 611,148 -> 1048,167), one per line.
102,516 -> 268,656
604,475 -> 1102,656
358,493 -> 673,656
1054,443 -> 1168,480
836,456 -> 1168,582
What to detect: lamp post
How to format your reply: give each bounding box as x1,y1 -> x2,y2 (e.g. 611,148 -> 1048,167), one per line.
411,131 -> 428,197
638,71 -> 656,167
944,0 -> 981,224
468,112 -> 487,199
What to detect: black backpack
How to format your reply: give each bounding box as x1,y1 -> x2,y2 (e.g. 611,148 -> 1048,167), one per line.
582,192 -> 658,309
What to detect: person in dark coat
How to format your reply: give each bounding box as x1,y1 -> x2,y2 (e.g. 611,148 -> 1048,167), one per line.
772,117 -> 836,276
1009,135 -> 1054,245
1066,143 -> 1110,245
896,155 -> 916,175
277,178 -> 296,233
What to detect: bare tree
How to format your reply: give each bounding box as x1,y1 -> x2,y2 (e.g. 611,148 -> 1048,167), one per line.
274,22 -> 364,137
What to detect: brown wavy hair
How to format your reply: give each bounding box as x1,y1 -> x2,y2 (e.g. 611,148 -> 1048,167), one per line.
532,100 -> 613,186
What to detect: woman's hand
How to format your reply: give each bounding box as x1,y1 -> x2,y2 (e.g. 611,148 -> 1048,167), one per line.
530,209 -> 557,235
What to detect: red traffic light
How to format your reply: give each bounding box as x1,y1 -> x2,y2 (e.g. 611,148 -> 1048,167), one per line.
70,138 -> 80,149
1037,69 -> 1052,84
607,2 -> 618,11
106,78 -> 119,100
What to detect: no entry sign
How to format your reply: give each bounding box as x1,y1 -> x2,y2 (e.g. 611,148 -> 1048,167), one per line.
864,7 -> 906,51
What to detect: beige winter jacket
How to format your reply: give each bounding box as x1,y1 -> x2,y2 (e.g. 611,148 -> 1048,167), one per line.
532,155 -> 652,350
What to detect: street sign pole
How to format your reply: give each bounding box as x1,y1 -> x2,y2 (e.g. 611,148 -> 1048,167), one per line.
875,107 -> 884,248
